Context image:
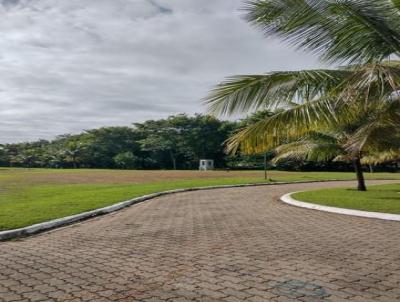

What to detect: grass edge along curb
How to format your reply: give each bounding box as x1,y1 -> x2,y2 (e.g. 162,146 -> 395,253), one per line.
280,191 -> 400,222
0,179 -> 348,241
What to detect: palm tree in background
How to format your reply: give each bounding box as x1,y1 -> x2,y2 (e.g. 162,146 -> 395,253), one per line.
270,115 -> 400,191
205,0 -> 400,191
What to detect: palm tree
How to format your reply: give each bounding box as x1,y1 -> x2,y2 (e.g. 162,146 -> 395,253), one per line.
271,127 -> 400,191
270,131 -> 366,187
205,0 -> 400,191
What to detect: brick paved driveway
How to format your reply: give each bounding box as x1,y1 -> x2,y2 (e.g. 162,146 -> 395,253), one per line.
1,180 -> 400,302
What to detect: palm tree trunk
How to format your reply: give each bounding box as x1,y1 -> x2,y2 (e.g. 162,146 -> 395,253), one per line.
352,156 -> 367,191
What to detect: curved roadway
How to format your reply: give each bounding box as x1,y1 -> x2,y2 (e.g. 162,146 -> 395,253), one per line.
1,180 -> 400,302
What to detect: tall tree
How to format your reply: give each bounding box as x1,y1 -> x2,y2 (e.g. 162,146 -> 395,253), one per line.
135,119 -> 183,170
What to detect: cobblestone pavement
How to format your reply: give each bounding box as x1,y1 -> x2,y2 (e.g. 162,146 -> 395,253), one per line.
1,180 -> 400,302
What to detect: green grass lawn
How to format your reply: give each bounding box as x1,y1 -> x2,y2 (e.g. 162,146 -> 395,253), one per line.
293,183 -> 400,214
0,178 -> 270,231
1,168 -> 400,231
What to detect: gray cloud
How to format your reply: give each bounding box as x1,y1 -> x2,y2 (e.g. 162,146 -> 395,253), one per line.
0,0 -> 323,143
146,0 -> 173,14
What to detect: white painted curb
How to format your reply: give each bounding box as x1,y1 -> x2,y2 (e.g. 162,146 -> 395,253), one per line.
280,192 -> 400,221
0,179 -> 346,241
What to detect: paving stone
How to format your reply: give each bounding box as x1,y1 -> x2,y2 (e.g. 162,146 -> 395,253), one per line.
21,292 -> 48,302
0,180 -> 399,302
1,292 -> 24,302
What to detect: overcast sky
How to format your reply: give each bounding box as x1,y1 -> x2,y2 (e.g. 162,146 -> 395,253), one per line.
0,0 -> 323,143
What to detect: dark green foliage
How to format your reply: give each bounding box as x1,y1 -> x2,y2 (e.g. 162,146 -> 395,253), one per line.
1,112 -> 396,171
0,114 -> 236,170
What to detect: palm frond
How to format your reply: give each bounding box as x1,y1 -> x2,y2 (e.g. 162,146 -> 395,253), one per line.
205,69 -> 350,116
244,0 -> 400,63
361,150 -> 400,165
225,97 -> 345,154
271,134 -> 343,163
340,61 -> 400,104
272,141 -> 314,163
346,98 -> 400,151
391,0 -> 400,11
333,154 -> 352,162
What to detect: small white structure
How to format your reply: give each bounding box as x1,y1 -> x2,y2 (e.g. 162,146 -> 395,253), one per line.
199,159 -> 214,171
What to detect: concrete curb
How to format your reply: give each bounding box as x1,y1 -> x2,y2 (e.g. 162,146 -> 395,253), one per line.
280,192 -> 400,222
0,179 -> 348,241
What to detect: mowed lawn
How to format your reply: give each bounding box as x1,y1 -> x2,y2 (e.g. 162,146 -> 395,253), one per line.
1,168 -> 400,231
293,183 -> 400,214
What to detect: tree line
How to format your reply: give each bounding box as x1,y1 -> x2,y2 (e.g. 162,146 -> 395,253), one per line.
0,112 -> 271,170
0,114 -> 233,169
0,112 -> 398,172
